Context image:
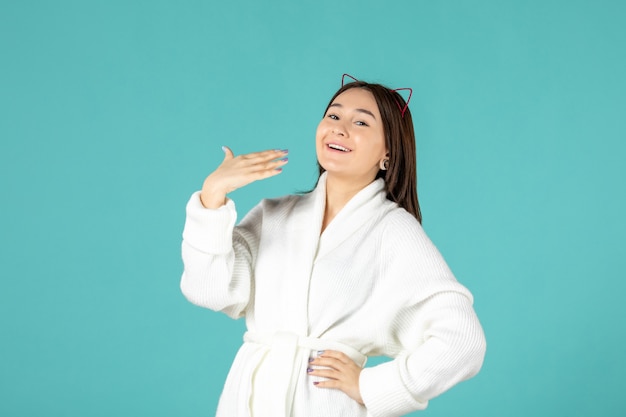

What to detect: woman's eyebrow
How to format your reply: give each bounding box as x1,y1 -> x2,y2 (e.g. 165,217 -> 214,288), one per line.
329,103 -> 377,120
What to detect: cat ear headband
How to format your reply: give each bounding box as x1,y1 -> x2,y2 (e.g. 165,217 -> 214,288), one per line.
341,73 -> 412,117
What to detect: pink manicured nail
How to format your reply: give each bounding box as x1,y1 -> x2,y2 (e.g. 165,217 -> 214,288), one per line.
307,368 -> 313,373
275,167 -> 283,172
308,358 -> 314,363
313,382 -> 319,385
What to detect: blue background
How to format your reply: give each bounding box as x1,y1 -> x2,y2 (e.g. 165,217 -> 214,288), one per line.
1,1 -> 624,416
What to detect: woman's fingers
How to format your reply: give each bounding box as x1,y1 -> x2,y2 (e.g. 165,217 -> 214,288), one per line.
221,145 -> 235,160
239,148 -> 288,162
316,350 -> 352,364
243,153 -> 288,172
224,149 -> 288,173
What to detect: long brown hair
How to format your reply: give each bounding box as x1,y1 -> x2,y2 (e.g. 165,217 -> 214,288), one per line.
318,80 -> 422,223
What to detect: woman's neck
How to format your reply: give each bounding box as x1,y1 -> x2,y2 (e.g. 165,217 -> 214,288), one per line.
320,173 -> 374,234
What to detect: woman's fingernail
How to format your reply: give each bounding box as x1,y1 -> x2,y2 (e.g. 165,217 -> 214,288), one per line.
307,368 -> 313,373
275,167 -> 283,172
281,149 -> 289,153
281,157 -> 288,162
313,381 -> 319,385
308,358 -> 314,363
317,350 -> 325,355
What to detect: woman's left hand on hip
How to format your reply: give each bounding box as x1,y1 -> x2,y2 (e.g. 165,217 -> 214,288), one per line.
307,350 -> 364,405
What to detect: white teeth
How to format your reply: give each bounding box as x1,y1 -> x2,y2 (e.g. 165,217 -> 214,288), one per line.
328,143 -> 350,152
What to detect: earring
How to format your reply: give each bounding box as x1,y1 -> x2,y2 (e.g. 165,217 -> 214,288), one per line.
380,159 -> 389,171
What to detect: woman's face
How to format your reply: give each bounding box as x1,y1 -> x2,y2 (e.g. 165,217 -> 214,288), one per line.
316,87 -> 388,184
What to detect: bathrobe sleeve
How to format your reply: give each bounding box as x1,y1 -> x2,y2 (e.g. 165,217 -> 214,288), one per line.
180,191 -> 262,319
359,213 -> 487,417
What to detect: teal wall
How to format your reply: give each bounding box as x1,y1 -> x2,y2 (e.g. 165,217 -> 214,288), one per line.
1,1 -> 624,416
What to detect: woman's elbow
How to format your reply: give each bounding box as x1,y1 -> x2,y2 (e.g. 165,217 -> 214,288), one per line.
179,276 -> 248,318
460,325 -> 487,379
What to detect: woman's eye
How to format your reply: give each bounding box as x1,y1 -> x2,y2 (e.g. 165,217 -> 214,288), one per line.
327,114 -> 339,120
355,121 -> 369,127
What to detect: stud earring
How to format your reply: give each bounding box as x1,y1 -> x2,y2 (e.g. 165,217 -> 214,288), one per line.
380,159 -> 389,171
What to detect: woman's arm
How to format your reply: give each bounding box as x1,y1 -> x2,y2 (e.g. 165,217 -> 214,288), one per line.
180,195 -> 261,318
180,147 -> 289,318
362,213 -> 486,416
359,291 -> 486,417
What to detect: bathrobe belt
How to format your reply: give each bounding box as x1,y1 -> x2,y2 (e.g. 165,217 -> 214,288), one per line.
243,331 -> 368,416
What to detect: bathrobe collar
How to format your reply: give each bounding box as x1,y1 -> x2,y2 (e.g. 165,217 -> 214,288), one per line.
294,172 -> 390,262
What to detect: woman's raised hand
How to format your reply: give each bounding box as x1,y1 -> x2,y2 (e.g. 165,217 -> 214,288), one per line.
200,147 -> 289,208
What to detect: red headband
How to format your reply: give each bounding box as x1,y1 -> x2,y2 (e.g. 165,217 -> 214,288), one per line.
341,73 -> 412,117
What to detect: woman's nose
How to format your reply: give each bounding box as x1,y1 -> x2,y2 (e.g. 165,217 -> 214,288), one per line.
332,126 -> 346,136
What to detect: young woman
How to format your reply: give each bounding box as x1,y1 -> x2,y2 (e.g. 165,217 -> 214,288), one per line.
180,76 -> 486,417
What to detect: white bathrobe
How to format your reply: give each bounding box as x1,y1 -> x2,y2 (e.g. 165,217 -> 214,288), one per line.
181,173 -> 486,417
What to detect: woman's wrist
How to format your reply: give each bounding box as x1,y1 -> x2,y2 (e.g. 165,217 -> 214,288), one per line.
199,190 -> 227,209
